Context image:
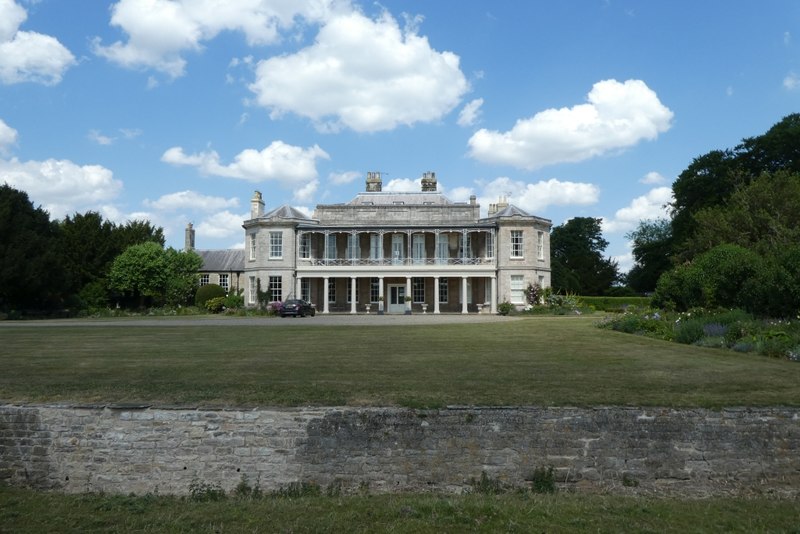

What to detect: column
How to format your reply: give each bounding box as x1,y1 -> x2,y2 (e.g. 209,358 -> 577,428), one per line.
378,276 -> 385,313
433,276 -> 440,314
350,276 -> 357,314
323,276 -> 330,314
461,276 -> 469,314
296,276 -> 302,301
406,276 -> 412,314
491,276 -> 498,314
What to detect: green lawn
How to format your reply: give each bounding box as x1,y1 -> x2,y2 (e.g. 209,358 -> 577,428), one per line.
2,316 -> 799,408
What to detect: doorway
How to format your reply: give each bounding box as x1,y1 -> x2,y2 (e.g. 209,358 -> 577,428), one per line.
388,284 -> 405,313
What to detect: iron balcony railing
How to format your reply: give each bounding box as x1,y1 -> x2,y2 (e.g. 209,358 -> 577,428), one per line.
302,257 -> 495,266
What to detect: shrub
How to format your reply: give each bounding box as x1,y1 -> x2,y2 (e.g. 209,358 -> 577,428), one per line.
497,301 -> 514,316
528,466 -> 556,494
673,318 -> 706,345
195,284 -> 225,308
224,289 -> 244,309
204,296 -> 226,313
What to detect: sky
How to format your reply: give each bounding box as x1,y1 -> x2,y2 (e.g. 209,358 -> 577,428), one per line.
1,0 -> 799,273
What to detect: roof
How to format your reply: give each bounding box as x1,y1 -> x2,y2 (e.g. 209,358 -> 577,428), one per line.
485,204 -> 531,218
345,191 -> 454,206
196,249 -> 244,272
263,204 -> 311,220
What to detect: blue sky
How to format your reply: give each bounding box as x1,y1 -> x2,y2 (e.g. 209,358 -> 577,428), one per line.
1,0 -> 799,272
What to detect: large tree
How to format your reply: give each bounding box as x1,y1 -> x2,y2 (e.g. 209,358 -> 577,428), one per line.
551,217 -> 619,295
0,185 -> 65,311
625,218 -> 673,294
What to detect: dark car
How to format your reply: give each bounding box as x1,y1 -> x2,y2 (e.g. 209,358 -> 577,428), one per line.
280,299 -> 315,317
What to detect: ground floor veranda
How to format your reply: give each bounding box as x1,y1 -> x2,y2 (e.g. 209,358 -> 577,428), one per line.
294,272 -> 498,315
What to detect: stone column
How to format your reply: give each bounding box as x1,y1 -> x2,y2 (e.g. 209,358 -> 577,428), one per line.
378,276 -> 385,314
461,276 -> 469,314
491,276 -> 498,314
350,277 -> 357,314
323,277 -> 330,314
296,277 -> 302,300
433,276 -> 440,314
405,277 -> 412,314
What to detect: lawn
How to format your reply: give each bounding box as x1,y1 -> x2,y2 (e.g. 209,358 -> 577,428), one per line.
2,315 -> 799,408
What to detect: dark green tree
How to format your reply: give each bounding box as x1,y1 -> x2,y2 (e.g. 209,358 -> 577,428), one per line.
625,218 -> 673,294
550,217 -> 619,295
0,185 -> 65,312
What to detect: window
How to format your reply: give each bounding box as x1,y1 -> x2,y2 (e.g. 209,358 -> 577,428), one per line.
391,234 -> 404,264
370,278 -> 380,303
370,233 -> 381,260
249,234 -> 256,261
459,233 -> 472,259
486,231 -> 495,259
510,275 -> 524,304
347,233 -> 360,261
268,275 -> 282,302
269,232 -> 282,259
511,230 -> 523,258
248,276 -> 257,304
412,278 -> 425,303
412,234 -> 425,264
436,233 -> 448,264
219,274 -> 229,292
439,277 -> 448,303
537,231 -> 544,260
326,233 -> 337,260
199,274 -> 209,286
347,278 -> 360,303
301,278 -> 310,301
299,233 -> 310,259
328,278 -> 336,302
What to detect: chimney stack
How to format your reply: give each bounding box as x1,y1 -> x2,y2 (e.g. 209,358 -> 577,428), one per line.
421,171 -> 437,192
366,171 -> 382,192
184,222 -> 195,251
250,190 -> 265,219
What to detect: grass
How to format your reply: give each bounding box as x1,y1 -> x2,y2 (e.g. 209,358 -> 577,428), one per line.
1,486 -> 799,533
1,315 -> 799,408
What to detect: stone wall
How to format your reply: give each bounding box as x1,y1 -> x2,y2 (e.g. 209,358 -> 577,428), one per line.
2,405 -> 798,496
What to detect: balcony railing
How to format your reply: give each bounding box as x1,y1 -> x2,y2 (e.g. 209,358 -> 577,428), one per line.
302,257 -> 495,267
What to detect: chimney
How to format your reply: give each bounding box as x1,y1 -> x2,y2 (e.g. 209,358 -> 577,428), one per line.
250,190 -> 265,219
469,195 -> 477,205
184,222 -> 195,251
366,171 -> 382,192
487,195 -> 509,216
421,171 -> 437,192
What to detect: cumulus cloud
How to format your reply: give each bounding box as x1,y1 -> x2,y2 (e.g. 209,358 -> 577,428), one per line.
93,0 -> 340,78
457,98 -> 483,127
476,176 -> 600,214
784,72 -> 800,91
0,157 -> 123,218
161,141 -> 329,184
329,170 -> 360,185
195,210 -> 249,240
249,9 -> 469,132
639,171 -> 666,185
0,118 -> 18,153
384,178 -> 421,192
601,186 -> 673,234
144,190 -> 239,212
468,79 -> 674,170
0,0 -> 76,85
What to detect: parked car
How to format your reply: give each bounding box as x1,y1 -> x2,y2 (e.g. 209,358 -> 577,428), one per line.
280,299 -> 315,317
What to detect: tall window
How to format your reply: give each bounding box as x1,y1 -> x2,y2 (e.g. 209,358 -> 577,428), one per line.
301,279 -> 310,301
347,234 -> 360,261
270,231 -> 282,259
199,274 -> 209,286
412,234 -> 425,264
537,231 -> 544,260
486,231 -> 495,259
412,278 -> 425,303
370,233 -> 381,261
268,276 -> 282,302
391,234 -> 404,264
328,278 -> 336,302
436,233 -> 448,264
459,233 -> 472,259
248,276 -> 256,304
510,275 -> 524,304
299,233 -> 310,259
511,230 -> 523,258
439,277 -> 448,303
370,278 -> 380,302
219,274 -> 229,292
249,234 -> 256,260
326,233 -> 337,260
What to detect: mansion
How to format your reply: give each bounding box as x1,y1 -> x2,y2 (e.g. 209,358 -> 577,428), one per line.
190,172 -> 551,314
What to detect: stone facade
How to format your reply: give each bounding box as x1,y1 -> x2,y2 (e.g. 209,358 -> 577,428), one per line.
2,405 -> 798,497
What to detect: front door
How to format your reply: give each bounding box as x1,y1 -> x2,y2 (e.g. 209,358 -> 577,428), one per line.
388,284 -> 405,313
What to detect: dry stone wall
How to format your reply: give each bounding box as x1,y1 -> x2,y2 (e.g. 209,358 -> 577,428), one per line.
2,405 -> 798,496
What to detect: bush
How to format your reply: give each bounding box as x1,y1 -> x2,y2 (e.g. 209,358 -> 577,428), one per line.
497,301 -> 514,316
205,296 -> 226,313
224,289 -> 244,309
673,318 -> 706,344
195,284 -> 225,308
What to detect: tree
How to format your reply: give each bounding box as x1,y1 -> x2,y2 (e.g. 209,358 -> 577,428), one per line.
0,185 -> 65,311
108,242 -> 201,307
550,217 -> 619,295
625,218 -> 673,294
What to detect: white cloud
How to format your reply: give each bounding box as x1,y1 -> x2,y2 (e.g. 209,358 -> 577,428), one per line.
162,141 -> 329,184
457,98 -> 483,127
329,170 -> 360,185
0,157 -> 123,218
601,186 -> 673,234
144,190 -> 239,212
294,179 -> 319,203
0,118 -> 18,152
612,250 -> 635,274
88,129 -> 115,146
468,79 -> 674,170
477,176 -> 600,214
0,0 -> 76,85
639,171 -> 665,185
196,210 -> 248,240
93,0 -> 340,78
249,9 -> 469,132
384,178 -> 421,192
784,72 -> 800,91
